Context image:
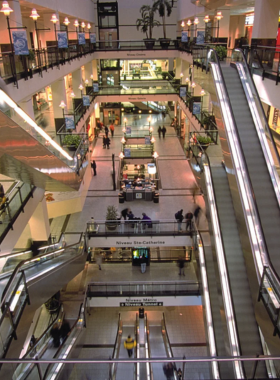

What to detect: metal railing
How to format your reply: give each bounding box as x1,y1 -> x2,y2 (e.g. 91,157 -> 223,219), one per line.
86,281 -> 200,298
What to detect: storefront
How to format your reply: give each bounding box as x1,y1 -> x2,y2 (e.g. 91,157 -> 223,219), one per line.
120,59 -> 169,80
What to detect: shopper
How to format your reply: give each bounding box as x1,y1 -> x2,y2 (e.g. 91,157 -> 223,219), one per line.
103,135 -> 106,149
178,257 -> 185,276
60,320 -> 71,343
140,255 -> 146,273
109,123 -> 115,137
0,183 -> 4,198
104,125 -> 109,137
162,125 -> 166,138
50,323 -> 60,348
95,253 -> 102,270
124,335 -> 136,358
91,160 -> 97,176
105,137 -> 111,149
158,125 -> 162,138
175,209 -> 184,232
142,213 -> 152,228
121,208 -> 131,220
185,211 -> 193,231
163,362 -> 174,380
194,205 -> 202,227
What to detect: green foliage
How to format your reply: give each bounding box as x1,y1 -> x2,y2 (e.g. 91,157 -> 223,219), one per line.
62,134 -> 81,148
161,71 -> 168,79
197,135 -> 212,145
106,205 -> 119,221
152,0 -> 173,39
28,49 -> 35,61
214,45 -> 227,61
136,5 -> 160,39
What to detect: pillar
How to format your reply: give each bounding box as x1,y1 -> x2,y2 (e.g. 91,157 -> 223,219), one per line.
168,58 -> 174,73
84,61 -> 94,82
28,198 -> 50,242
175,58 -> 182,79
252,0 -> 280,46
228,15 -> 246,50
19,98 -> 35,120
72,68 -> 83,94
51,78 -> 67,118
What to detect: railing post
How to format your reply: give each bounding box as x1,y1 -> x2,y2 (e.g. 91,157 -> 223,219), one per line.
250,354 -> 259,379
182,355 -> 186,379
17,186 -> 23,211
35,356 -> 43,380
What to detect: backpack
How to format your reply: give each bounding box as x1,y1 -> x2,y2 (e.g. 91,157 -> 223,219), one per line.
175,211 -> 180,219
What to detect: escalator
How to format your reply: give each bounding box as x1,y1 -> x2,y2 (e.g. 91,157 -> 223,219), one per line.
0,233 -> 87,359
0,88 -> 87,191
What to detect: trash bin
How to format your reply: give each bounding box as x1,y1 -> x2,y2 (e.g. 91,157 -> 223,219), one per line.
139,307 -> 144,319
119,193 -> 124,204
153,193 -> 159,203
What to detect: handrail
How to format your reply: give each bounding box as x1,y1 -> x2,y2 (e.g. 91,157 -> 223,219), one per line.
145,313 -> 153,380
110,313 -> 121,380
162,313 -> 178,380
0,233 -> 84,312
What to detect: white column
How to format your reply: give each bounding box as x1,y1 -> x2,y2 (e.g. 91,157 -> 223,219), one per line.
51,78 -> 67,119
84,61 -> 94,82
72,68 -> 83,93
175,58 -> 182,79
252,0 -> 280,39
28,198 -> 50,242
228,15 -> 246,50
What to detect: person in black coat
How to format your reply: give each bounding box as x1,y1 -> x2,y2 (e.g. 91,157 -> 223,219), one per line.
91,160 -> 97,176
162,125 -> 166,138
105,137 -> 111,149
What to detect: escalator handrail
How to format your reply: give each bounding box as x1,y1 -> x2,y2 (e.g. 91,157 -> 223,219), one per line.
207,47 -> 280,283
43,302 -> 84,380
0,233 -> 84,311
145,314 -> 153,380
233,48 -> 280,169
162,313 -> 178,380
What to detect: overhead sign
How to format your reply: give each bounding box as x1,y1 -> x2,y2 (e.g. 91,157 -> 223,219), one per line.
88,235 -> 193,247
121,301 -> 163,307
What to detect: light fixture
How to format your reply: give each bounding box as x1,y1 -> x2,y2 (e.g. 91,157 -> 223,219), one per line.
50,14 -> 59,24
216,11 -> 223,20
122,127 -> 126,133
185,77 -> 190,83
78,84 -> 84,91
124,117 -> 127,123
149,110 -> 152,113
180,73 -> 183,77
194,17 -> 199,25
70,92 -> 75,98
181,20 -> 185,27
81,22 -> 86,29
119,152 -> 124,159
138,110 -> 142,113
153,152 -> 159,159
64,17 -> 70,26
74,19 -> 79,28
149,126 -> 153,132
30,8 -> 39,20
148,116 -> 151,122
77,153 -> 81,160
0,1 -> 13,16
201,89 -> 206,96
151,137 -> 155,143
121,108 -> 124,111
59,100 -> 66,109
121,137 -> 126,144
191,82 -> 196,88
204,15 -> 210,23
87,23 -> 91,29
90,74 -> 94,80
85,79 -> 89,85
187,19 -> 192,26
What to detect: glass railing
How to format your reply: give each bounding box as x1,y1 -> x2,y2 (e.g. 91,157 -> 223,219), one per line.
87,281 -> 200,298
0,182 -> 35,244
98,84 -> 177,95
86,220 -> 193,237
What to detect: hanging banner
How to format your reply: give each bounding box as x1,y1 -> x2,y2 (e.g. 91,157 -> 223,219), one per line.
124,148 -> 131,157
93,83 -> 99,93
197,31 -> 205,45
83,95 -> 90,106
125,126 -> 131,135
65,115 -> 75,130
181,31 -> 188,42
179,86 -> 187,98
145,136 -> 151,145
78,32 -> 86,45
12,30 -> 29,55
193,102 -> 202,115
90,33 -> 96,43
57,32 -> 68,48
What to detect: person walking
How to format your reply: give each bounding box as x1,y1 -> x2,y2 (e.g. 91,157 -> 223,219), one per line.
0,183 -> 4,198
194,205 -> 202,227
175,209 -> 184,232
163,362 -> 174,380
60,320 -> 71,343
162,125 -> 166,138
185,211 -> 193,231
103,135 -> 106,149
109,123 -> 115,137
124,335 -> 136,358
140,255 -> 146,273
158,126 -> 162,138
104,125 -> 109,138
105,136 -> 111,149
178,257 -> 185,276
91,160 -> 97,176
121,208 -> 131,220
95,253 -> 102,270
50,323 -> 60,348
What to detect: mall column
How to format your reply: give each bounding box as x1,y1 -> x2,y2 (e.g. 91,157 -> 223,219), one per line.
252,0 -> 280,47
51,78 -> 68,119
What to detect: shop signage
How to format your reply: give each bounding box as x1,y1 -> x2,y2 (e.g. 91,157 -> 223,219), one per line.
12,30 -> 29,55
57,32 -> 68,48
120,298 -> 163,307
126,52 -> 147,57
273,108 -> 279,125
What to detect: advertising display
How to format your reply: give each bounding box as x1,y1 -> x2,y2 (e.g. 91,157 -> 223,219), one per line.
193,102 -> 201,115
65,115 -> 75,130
57,32 -> 68,48
90,33 -> 96,43
78,32 -> 86,45
82,95 -> 90,106
197,31 -> 205,45
181,31 -> 188,42
132,247 -> 150,266
12,31 -> 29,55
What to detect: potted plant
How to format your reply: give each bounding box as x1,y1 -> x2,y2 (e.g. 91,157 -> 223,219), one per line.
106,205 -> 119,231
202,113 -> 216,130
136,5 -> 160,49
161,71 -> 169,80
152,0 -> 173,49
197,135 -> 212,150
214,45 -> 227,61
62,134 -> 82,151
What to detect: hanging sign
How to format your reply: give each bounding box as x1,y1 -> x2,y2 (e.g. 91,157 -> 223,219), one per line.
65,115 -> 75,130
57,32 -> 68,48
179,86 -> 187,98
126,126 -> 131,135
197,31 -> 205,44
93,83 -> 99,93
145,136 -> 151,145
124,148 -> 131,157
90,33 -> 96,43
83,95 -> 90,106
78,33 -> 86,45
193,102 -> 202,115
12,30 -> 29,55
181,31 -> 188,42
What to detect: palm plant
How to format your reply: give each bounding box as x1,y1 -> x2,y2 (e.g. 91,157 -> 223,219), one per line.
152,0 -> 172,39
136,5 -> 160,39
